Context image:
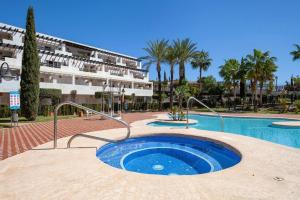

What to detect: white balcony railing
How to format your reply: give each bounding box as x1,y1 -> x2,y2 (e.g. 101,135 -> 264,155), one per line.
40,82 -> 153,96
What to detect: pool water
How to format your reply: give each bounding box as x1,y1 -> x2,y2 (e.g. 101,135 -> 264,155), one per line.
149,115 -> 300,148
97,135 -> 240,175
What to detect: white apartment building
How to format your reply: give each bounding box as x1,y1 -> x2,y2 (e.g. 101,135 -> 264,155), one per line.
0,23 -> 153,105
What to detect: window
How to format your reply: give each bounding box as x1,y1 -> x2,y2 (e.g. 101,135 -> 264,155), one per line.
44,46 -> 51,51
44,60 -> 62,68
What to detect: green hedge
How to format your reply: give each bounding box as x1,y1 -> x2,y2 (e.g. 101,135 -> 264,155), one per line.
0,102 -> 156,118
0,105 -> 11,118
39,88 -> 62,105
95,92 -> 102,99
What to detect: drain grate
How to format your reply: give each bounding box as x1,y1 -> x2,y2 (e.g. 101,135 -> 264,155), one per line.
273,176 -> 284,181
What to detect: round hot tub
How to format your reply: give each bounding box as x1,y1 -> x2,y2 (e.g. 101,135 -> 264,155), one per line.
96,135 -> 241,176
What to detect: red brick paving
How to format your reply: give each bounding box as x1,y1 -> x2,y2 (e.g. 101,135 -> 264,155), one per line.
0,112 -> 159,161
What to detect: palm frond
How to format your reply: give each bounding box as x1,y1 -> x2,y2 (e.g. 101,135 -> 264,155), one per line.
290,44 -> 300,61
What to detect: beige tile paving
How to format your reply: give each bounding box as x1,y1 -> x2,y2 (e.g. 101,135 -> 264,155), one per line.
0,114 -> 299,200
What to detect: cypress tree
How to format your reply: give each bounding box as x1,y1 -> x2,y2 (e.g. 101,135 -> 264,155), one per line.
20,6 -> 40,121
163,70 -> 168,85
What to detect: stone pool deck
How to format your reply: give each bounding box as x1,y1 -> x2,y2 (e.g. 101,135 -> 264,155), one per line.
193,112 -> 300,120
0,113 -> 300,200
272,121 -> 300,127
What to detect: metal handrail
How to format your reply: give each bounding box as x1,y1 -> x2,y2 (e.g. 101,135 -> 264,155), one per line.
186,97 -> 224,131
53,101 -> 130,148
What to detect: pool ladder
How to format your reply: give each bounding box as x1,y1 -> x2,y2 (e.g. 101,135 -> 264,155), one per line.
53,101 -> 130,149
186,97 -> 224,132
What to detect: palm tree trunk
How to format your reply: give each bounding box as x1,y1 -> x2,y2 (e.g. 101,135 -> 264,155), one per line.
233,85 -> 237,110
179,62 -> 185,85
240,79 -> 245,99
233,85 -> 237,99
199,67 -> 202,91
240,79 -> 245,108
259,81 -> 263,106
157,63 -> 162,111
179,96 -> 183,110
170,65 -> 174,110
250,80 -> 254,106
254,80 -> 258,112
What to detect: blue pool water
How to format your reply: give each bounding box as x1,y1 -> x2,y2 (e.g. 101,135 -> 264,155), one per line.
148,115 -> 300,148
97,135 -> 241,175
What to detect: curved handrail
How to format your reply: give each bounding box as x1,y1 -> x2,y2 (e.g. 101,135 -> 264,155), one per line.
53,101 -> 130,148
186,97 -> 224,131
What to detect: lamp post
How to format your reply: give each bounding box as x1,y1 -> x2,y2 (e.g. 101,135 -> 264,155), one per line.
0,62 -> 16,82
102,81 -> 107,112
0,62 -> 18,127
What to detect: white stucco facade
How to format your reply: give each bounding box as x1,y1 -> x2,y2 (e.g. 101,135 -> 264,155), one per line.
0,22 -> 153,104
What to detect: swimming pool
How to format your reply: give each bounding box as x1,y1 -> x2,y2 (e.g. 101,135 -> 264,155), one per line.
148,115 -> 300,149
96,135 -> 241,175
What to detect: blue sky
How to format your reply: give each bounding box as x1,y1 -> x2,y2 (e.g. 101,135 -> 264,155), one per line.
1,0 -> 299,84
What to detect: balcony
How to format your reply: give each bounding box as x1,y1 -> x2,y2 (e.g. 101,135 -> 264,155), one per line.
41,60 -> 62,68
54,49 -> 72,56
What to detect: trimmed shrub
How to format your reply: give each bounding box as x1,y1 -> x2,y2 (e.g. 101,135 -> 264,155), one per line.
278,98 -> 289,113
0,105 -> 11,118
39,88 -> 62,105
95,92 -> 102,99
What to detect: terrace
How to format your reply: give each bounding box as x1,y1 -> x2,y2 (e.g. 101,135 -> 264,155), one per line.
0,112 -> 300,200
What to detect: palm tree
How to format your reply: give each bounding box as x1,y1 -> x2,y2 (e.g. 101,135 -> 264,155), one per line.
219,59 -> 240,99
290,44 -> 300,61
164,45 -> 177,110
245,49 -> 269,111
191,50 -> 212,90
141,39 -> 168,110
257,55 -> 277,105
174,38 -> 197,85
175,83 -> 190,110
237,57 -> 249,100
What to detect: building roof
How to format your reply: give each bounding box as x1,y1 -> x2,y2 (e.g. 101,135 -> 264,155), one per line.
0,22 -> 139,61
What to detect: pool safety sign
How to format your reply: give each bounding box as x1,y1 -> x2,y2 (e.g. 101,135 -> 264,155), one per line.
9,91 -> 20,110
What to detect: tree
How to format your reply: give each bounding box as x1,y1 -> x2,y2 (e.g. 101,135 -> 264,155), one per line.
20,7 -> 40,121
162,70 -> 168,93
141,39 -> 168,110
246,49 -> 276,109
191,50 -> 212,90
164,45 -> 177,110
245,49 -> 269,111
200,75 -> 217,94
175,83 -> 190,109
293,76 -> 300,91
257,55 -> 277,105
266,79 -> 274,96
290,44 -> 300,61
163,70 -> 168,84
237,57 -> 249,99
174,38 -> 197,85
219,59 -> 240,99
